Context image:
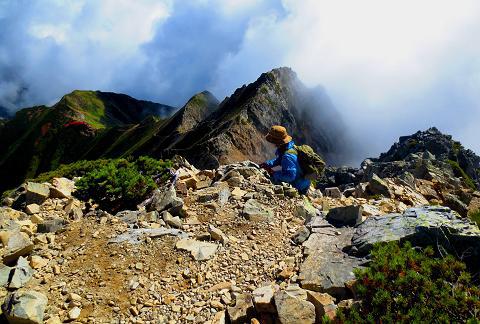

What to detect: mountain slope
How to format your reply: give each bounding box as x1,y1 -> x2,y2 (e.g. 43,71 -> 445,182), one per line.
0,91 -> 176,192
141,67 -> 349,168
0,67 -> 351,193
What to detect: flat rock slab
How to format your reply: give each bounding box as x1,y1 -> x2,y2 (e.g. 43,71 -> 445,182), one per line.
175,239 -> 218,261
299,218 -> 364,300
351,206 -> 480,258
108,228 -> 189,244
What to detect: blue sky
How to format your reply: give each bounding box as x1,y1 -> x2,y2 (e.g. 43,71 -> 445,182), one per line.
0,0 -> 479,161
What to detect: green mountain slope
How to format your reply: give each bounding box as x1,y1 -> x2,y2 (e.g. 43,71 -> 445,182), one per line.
0,91 -> 176,192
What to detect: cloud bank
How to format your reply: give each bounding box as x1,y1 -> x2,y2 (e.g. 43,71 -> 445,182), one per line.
1,0 -> 479,163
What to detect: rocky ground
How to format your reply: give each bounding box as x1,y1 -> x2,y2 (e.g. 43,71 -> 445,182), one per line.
1,157 -> 480,323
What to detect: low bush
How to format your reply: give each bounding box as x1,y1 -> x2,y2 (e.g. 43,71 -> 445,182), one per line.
336,241 -> 480,323
32,159 -> 112,183
74,157 -> 172,213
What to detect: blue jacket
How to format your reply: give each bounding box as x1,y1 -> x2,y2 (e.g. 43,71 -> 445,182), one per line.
264,141 -> 311,192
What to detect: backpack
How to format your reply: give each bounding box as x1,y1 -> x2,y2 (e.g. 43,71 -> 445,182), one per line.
286,145 -> 326,180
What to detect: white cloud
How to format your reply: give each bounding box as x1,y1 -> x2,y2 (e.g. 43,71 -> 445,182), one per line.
1,0 -> 479,160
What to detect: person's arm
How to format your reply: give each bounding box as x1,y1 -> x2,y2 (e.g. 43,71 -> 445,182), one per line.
263,155 -> 281,168
272,153 -> 297,183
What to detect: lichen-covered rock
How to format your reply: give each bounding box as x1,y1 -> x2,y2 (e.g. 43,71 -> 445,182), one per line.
351,206 -> 480,260
242,199 -> 274,222
294,198 -> 317,223
368,173 -> 392,198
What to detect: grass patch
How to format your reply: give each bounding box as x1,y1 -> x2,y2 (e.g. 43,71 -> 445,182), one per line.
469,210 -> 480,227
447,160 -> 476,190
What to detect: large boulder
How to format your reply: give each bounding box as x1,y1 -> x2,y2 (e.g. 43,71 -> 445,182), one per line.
25,182 -> 50,205
351,206 -> 480,261
368,174 -> 392,198
1,231 -> 34,264
2,290 -> 48,324
326,205 -> 363,226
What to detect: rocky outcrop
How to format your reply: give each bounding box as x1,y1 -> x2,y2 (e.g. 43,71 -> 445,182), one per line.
351,206 -> 480,262
151,67 -> 350,169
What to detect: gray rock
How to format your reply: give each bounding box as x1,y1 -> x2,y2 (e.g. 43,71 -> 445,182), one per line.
299,218 -> 364,299
148,186 -> 184,216
292,226 -> 311,245
162,211 -> 183,229
25,182 -> 50,205
2,231 -> 34,264
37,217 -> 66,233
294,199 -> 317,224
324,187 -> 342,198
274,288 -> 316,324
115,210 -> 140,224
443,193 -> 468,217
175,239 -> 218,261
108,227 -> 188,244
217,187 -> 231,207
227,293 -> 255,324
0,264 -> 13,287
327,205 -> 363,226
368,174 -> 392,198
208,225 -> 227,243
351,206 -> 480,259
242,199 -> 274,222
9,256 -> 34,289
2,290 -> 48,324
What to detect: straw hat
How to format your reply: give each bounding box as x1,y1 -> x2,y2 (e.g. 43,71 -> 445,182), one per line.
265,125 -> 292,145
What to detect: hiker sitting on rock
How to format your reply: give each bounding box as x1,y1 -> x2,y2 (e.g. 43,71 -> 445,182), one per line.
260,125 -> 311,194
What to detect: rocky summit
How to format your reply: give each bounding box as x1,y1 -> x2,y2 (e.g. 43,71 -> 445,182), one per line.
0,143 -> 479,323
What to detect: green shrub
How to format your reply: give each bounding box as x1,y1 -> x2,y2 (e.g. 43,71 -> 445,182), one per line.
447,160 -> 476,190
73,157 -> 172,213
337,242 -> 480,323
32,159 -> 112,183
